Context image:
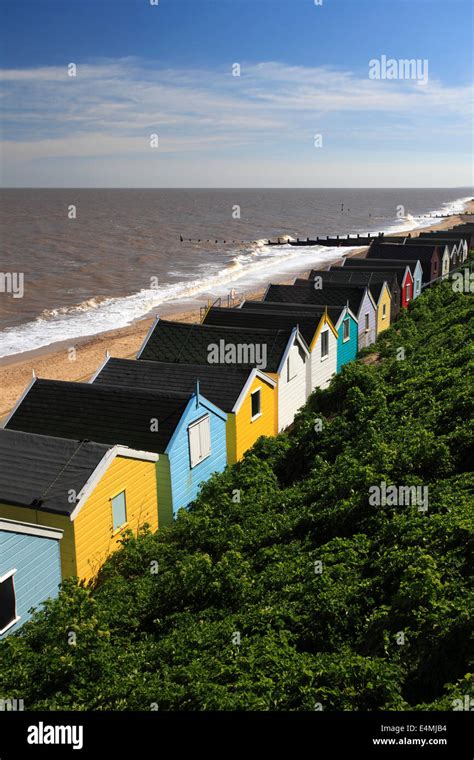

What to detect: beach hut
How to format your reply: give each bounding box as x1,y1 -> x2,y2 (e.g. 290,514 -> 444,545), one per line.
0,428 -> 158,584
239,300 -> 358,374
303,270 -> 392,336
203,304 -> 338,394
366,242 -> 441,283
419,231 -> 472,257
341,258 -> 421,305
405,237 -> 467,275
0,516 -> 63,638
264,283 -> 377,350
91,356 -> 276,465
4,379 -> 227,528
137,318 -> 310,432
344,260 -> 414,307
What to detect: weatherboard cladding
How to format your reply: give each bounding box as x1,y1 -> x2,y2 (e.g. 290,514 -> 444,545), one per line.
0,428 -> 111,516
276,339 -> 308,430
166,393 -> 227,517
335,311 -> 358,373
240,299 -> 357,375
138,319 -> 291,373
0,525 -> 62,638
221,304 -> 336,392
93,357 -> 275,467
93,357 -> 252,413
5,379 -> 190,454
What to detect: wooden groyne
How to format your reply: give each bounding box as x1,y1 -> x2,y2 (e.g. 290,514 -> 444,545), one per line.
265,232 -> 413,247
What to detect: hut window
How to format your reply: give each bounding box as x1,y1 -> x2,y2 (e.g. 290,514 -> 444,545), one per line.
251,389 -> 261,420
111,491 -> 127,532
342,319 -> 350,342
406,282 -> 411,300
188,415 -> 211,468
286,352 -> 296,382
321,331 -> 329,358
0,569 -> 19,635
382,303 -> 387,319
364,313 -> 370,332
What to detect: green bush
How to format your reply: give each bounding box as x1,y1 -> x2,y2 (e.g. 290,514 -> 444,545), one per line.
0,282 -> 472,711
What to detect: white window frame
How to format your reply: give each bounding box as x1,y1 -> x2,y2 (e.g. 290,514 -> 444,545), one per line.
188,414 -> 211,469
406,282 -> 411,300
382,303 -> 387,319
250,388 -> 262,421
364,313 -> 370,333
111,490 -> 127,533
342,318 -> 350,343
320,330 -> 329,360
0,569 -> 20,635
286,351 -> 297,382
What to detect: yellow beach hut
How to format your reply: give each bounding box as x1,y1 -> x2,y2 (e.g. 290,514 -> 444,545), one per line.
0,429 -> 159,583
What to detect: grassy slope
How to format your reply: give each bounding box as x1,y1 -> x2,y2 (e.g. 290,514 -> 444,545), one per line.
0,281 -> 472,711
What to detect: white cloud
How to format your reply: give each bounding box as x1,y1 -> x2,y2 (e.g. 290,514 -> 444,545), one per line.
0,59 -> 471,186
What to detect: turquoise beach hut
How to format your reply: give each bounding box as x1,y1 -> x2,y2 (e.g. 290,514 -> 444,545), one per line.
238,300 -> 358,375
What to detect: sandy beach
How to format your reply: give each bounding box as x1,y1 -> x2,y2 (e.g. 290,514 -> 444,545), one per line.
1,205 -> 472,420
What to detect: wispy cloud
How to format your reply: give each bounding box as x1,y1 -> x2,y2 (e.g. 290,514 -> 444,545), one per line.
0,58 -> 471,186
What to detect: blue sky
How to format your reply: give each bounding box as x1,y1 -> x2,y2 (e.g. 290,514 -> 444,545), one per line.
0,0 -> 472,187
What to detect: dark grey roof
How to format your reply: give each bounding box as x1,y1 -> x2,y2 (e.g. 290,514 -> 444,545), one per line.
419,231 -> 470,239
6,379 -> 192,454
342,258 -> 415,271
94,357 -> 259,412
264,283 -> 369,315
367,242 -> 438,261
339,258 -> 413,287
203,305 -> 322,347
401,238 -> 457,250
241,300 -> 349,324
138,319 -> 293,373
0,428 -> 111,516
304,270 -> 393,302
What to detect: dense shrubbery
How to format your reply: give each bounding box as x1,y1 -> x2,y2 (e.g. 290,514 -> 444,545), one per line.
0,282 -> 472,711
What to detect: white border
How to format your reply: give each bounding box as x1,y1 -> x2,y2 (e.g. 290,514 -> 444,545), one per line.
0,518 -> 63,541
0,569 -> 19,635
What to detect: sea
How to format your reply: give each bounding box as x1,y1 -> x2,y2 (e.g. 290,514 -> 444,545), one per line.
0,188 -> 471,361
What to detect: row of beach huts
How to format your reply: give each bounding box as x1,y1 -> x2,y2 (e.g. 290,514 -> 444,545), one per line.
0,222 -> 472,637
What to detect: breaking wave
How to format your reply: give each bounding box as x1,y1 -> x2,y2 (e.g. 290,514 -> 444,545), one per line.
0,196 -> 470,360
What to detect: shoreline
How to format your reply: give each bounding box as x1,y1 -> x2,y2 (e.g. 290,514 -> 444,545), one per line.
1,204 -> 473,419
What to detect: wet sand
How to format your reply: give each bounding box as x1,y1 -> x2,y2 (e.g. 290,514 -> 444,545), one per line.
1,207 -> 472,420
